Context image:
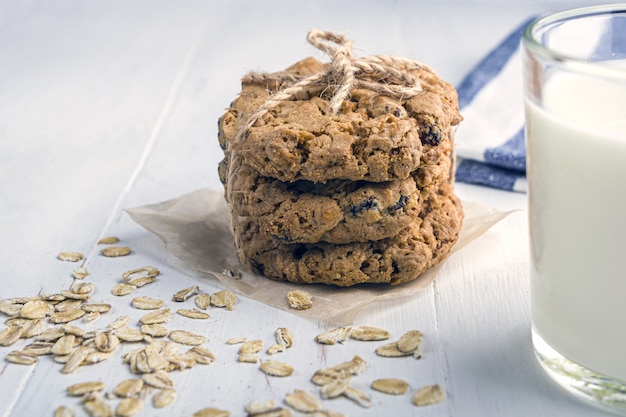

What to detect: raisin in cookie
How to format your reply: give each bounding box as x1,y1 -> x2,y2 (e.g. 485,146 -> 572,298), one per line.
219,57 -> 461,183
231,182 -> 463,287
225,161 -> 427,244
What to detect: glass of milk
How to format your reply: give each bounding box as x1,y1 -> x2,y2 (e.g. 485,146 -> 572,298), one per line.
523,4 -> 626,413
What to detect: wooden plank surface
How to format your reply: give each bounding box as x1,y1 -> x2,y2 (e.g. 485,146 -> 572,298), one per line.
0,1 -> 612,416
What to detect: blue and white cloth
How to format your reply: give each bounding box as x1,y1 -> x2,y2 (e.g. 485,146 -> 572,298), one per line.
454,18 -> 536,193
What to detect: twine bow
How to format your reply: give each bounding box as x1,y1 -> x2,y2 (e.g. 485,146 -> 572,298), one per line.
238,29 -> 430,139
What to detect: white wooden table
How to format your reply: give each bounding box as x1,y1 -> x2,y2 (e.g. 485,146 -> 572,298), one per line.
0,1 -> 613,416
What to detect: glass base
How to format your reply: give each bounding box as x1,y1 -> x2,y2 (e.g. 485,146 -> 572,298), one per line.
533,329 -> 626,415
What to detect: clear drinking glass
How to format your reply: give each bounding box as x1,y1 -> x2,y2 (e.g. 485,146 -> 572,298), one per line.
523,4 -> 626,414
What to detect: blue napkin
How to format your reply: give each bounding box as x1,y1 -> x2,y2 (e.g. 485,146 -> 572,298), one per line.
454,18 -> 536,193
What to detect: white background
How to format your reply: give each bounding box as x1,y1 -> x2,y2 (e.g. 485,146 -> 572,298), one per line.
0,1 -> 615,416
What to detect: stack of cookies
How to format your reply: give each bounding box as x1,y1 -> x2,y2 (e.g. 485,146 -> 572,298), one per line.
217,32 -> 463,287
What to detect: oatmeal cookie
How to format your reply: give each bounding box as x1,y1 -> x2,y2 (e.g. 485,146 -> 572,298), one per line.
219,57 -> 461,183
225,161 -> 426,244
231,182 -> 463,287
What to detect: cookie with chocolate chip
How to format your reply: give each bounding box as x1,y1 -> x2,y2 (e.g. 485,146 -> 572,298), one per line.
225,161 -> 428,244
230,182 -> 463,287
219,57 -> 461,184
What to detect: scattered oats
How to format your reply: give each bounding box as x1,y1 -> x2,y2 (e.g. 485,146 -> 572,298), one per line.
168,330 -> 206,346
329,355 -> 367,376
20,300 -> 52,319
192,407 -> 231,417
140,323 -> 169,338
245,399 -> 276,415
0,325 -> 24,346
177,308 -> 210,320
314,327 -> 352,345
108,315 -> 131,329
222,267 -> 241,279
397,330 -> 423,353
143,344 -> 170,373
375,342 -> 413,358
342,386 -> 371,408
142,370 -> 174,389
82,396 -> 114,417
284,390 -> 322,413
58,252 -> 84,262
36,327 -> 65,342
61,345 -> 89,373
187,346 -> 216,365
371,378 -> 410,395
66,381 -> 106,396
52,334 -> 76,356
194,293 -> 211,310
72,267 -> 89,280
412,384 -> 445,406
239,339 -> 263,354
287,290 -> 312,310
172,286 -> 200,302
54,354 -> 71,364
54,405 -> 76,417
94,332 -> 120,352
60,289 -> 91,301
100,246 -> 132,257
127,276 -> 157,287
115,327 -> 145,343
23,341 -> 54,355
139,308 -> 171,325
275,327 -> 293,348
82,348 -> 112,365
41,293 -> 66,303
111,283 -> 137,297
238,353 -> 259,363
267,344 -> 286,355
122,266 -> 160,282
349,325 -> 390,341
311,369 -> 344,386
71,282 -> 94,295
131,296 -> 164,310
82,335 -> 95,344
4,317 -> 30,327
260,360 -> 294,377
61,324 -> 86,337
97,236 -> 120,245
83,312 -> 100,323
210,290 -> 237,310
6,349 -> 38,365
0,300 -> 22,316
54,299 -> 83,312
166,353 -> 197,370
116,397 -> 143,417
225,337 -> 246,345
153,388 -> 177,408
320,376 -> 351,399
81,303 -> 112,313
20,318 -> 47,338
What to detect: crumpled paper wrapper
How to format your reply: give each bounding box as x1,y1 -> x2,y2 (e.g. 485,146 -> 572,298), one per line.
126,189 -> 511,325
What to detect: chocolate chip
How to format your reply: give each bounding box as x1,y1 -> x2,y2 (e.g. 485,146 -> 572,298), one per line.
386,195 -> 409,213
420,123 -> 443,146
349,197 -> 379,216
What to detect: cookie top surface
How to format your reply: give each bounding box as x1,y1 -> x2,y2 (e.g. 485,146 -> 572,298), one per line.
231,182 -> 463,286
219,57 -> 461,183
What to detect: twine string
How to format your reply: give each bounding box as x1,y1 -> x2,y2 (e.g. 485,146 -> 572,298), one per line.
237,29 -> 430,141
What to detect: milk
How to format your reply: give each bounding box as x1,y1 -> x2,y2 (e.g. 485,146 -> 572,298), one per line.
527,70 -> 626,380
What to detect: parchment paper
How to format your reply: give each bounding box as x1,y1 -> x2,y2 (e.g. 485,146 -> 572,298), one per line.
126,189 -> 511,325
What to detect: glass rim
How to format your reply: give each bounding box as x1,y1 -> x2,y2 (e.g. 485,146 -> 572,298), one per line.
523,3 -> 626,78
